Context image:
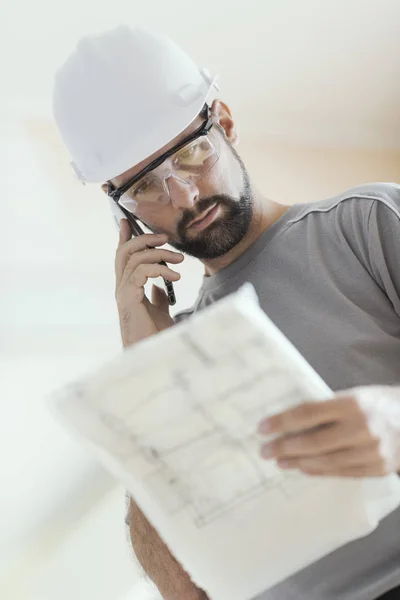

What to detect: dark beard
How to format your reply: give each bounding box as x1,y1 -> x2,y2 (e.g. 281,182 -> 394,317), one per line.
170,166 -> 253,260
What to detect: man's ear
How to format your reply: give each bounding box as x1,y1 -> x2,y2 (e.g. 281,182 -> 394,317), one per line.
210,99 -> 239,146
101,183 -> 108,194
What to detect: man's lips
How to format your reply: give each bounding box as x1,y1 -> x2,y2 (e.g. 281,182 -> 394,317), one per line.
187,203 -> 218,230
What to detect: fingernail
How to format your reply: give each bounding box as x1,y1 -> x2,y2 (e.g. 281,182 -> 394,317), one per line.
277,460 -> 291,469
258,420 -> 271,434
261,444 -> 274,459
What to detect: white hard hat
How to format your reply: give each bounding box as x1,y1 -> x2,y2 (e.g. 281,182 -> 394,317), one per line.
53,26 -> 219,183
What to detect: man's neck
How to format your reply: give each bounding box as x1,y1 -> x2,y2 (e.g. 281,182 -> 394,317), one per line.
202,192 -> 289,277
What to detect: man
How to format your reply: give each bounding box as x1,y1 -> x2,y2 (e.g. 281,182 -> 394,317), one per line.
53,25 -> 400,600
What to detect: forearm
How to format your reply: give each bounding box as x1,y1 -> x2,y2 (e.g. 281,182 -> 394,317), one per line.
127,498 -> 208,600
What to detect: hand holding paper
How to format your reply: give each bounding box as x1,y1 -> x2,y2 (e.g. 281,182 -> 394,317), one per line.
259,387 -> 400,477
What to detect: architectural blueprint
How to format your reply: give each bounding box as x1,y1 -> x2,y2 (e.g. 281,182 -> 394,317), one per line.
52,284 -> 400,600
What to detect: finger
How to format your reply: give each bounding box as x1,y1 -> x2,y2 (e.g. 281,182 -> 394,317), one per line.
120,232 -> 169,253
118,218 -> 132,246
260,420 -> 369,459
117,242 -> 181,272
125,264 -> 181,289
116,234 -> 170,278
151,284 -> 169,312
258,398 -> 350,435
302,462 -> 388,478
123,248 -> 184,274
115,223 -> 133,282
277,443 -> 381,471
116,243 -> 180,282
116,229 -> 166,282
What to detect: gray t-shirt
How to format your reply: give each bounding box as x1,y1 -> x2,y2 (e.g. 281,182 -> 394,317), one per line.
175,182 -> 400,600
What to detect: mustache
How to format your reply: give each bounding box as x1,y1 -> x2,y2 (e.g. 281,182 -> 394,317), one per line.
178,195 -> 233,231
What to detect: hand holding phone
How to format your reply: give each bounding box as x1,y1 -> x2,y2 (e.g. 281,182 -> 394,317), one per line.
110,199 -> 184,347
109,199 -> 177,305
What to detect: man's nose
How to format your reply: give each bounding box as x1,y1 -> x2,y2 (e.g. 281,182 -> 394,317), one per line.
165,174 -> 199,210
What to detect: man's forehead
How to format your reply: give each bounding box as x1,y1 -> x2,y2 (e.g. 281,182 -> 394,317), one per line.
112,114 -> 203,188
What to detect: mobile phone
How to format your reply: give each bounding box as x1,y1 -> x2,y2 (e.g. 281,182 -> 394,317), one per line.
109,199 -> 176,305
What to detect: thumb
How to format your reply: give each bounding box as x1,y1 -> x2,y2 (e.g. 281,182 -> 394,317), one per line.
151,283 -> 170,312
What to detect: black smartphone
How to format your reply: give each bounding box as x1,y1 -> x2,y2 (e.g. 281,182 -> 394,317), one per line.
109,198 -> 176,305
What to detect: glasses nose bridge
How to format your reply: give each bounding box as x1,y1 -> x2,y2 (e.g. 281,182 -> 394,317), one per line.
163,172 -> 198,208
161,170 -> 192,198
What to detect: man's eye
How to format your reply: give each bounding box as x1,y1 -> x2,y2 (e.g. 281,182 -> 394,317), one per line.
134,180 -> 150,196
177,145 -> 197,162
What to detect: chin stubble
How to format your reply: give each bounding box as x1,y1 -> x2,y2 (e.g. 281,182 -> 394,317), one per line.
171,162 -> 253,260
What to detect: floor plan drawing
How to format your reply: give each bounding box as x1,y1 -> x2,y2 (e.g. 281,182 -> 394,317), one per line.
87,313 -> 323,528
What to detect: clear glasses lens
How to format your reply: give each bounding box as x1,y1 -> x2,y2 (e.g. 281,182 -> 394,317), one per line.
119,133 -> 219,215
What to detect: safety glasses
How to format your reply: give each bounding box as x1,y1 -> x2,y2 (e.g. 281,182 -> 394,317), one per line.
108,105 -> 219,217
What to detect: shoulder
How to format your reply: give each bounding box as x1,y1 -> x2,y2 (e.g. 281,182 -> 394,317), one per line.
172,289 -> 206,323
173,307 -> 196,324
289,182 -> 400,226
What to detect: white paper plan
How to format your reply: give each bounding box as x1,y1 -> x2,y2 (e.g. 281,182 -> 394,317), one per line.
51,284 -> 400,600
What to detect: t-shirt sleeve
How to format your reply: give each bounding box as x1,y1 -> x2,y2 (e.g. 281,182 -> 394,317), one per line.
173,308 -> 195,324
368,198 -> 400,317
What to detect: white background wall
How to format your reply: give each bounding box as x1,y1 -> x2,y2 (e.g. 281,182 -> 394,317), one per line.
2,1 -> 400,599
